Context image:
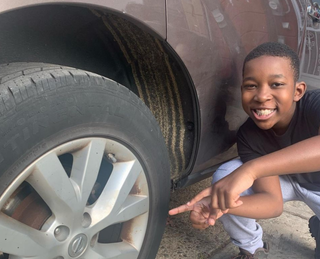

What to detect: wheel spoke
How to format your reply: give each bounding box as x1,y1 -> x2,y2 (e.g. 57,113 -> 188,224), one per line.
88,160 -> 142,228
70,139 -> 105,208
88,195 -> 149,237
27,152 -> 78,220
0,213 -> 51,257
116,195 -> 149,223
88,242 -> 138,259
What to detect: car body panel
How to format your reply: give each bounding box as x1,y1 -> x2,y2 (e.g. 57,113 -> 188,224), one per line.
0,0 -> 166,38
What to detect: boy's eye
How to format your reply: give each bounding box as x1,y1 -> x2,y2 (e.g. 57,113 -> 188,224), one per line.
243,84 -> 256,89
271,82 -> 284,88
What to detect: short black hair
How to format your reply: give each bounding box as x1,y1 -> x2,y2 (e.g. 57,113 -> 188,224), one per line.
243,42 -> 300,82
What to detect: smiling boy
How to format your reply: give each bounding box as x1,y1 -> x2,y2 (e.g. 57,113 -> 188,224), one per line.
169,42 -> 320,258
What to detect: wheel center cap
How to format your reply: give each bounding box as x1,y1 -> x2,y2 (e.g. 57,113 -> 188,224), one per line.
68,234 -> 88,257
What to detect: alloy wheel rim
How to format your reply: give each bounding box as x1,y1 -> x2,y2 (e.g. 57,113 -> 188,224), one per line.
0,137 -> 149,258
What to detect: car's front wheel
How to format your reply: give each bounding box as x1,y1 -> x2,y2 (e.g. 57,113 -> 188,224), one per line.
0,63 -> 170,259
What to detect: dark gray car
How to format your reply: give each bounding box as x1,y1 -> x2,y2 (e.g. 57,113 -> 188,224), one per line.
0,0 -> 319,258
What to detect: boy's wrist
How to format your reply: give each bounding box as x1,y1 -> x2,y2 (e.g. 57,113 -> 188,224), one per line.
243,159 -> 261,180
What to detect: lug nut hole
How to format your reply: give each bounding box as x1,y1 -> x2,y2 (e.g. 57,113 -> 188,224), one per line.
54,225 -> 70,242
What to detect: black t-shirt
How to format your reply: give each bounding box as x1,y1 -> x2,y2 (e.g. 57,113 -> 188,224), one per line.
237,89 -> 320,191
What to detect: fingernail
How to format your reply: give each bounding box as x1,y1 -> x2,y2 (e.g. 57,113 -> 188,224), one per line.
209,218 -> 215,225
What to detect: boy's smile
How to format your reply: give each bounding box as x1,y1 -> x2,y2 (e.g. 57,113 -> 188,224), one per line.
241,55 -> 306,135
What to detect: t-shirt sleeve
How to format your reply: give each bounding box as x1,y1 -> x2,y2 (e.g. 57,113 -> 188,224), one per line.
237,121 -> 263,163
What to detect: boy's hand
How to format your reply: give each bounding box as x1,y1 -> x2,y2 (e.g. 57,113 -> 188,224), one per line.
187,166 -> 256,223
169,197 -> 224,229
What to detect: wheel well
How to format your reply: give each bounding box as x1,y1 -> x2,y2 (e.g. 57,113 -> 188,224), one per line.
0,4 -> 197,180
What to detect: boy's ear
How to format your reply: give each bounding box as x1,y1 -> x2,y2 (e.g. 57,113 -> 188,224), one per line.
293,81 -> 307,102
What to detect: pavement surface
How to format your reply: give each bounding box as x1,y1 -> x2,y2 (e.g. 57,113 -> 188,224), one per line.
156,177 -> 315,259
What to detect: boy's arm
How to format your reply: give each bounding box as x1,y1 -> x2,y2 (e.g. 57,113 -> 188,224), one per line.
247,133 -> 320,178
228,175 -> 283,218
170,175 -> 283,225
189,133 -> 320,213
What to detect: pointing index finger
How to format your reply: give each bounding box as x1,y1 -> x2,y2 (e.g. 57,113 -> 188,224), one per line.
168,204 -> 194,215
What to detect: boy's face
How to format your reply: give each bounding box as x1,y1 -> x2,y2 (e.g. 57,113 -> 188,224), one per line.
241,55 -> 306,135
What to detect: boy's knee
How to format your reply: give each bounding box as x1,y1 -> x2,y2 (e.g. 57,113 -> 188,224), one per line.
212,159 -> 243,184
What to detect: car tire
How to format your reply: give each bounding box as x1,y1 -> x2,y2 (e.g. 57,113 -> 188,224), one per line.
0,63 -> 170,259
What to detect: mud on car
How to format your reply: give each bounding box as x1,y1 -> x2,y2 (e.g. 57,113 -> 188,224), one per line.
0,0 -> 319,258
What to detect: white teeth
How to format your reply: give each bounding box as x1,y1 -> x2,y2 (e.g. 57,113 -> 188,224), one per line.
255,109 -> 275,116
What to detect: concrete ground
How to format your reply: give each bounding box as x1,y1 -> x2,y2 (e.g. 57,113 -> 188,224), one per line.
156,178 -> 315,259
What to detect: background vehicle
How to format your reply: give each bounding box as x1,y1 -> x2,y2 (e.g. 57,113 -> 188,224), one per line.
0,0 -> 318,258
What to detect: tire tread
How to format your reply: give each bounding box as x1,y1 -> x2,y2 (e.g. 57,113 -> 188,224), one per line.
0,63 -> 162,140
